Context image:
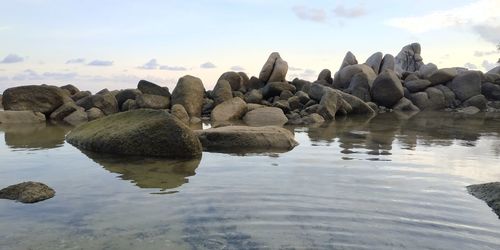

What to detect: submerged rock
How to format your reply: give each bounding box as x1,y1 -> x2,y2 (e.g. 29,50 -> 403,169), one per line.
195,126 -> 298,153
467,182 -> 500,218
66,109 -> 202,158
0,181 -> 55,203
0,111 -> 46,124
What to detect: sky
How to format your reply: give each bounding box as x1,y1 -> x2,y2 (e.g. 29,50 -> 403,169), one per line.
0,0 -> 499,92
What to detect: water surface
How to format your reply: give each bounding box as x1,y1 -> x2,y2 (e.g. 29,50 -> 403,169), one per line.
1,111 -> 500,249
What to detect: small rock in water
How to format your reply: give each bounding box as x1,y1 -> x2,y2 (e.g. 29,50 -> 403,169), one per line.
0,181 -> 55,203
467,182 -> 500,218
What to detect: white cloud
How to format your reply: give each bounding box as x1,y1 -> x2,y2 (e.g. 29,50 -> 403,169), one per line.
292,6 -> 327,23
159,65 -> 187,71
1,54 -> 24,64
66,58 -> 85,64
11,69 -> 78,81
464,62 -> 478,69
88,60 -> 113,66
139,59 -> 159,69
474,50 -> 499,57
385,0 -> 500,41
230,65 -> 245,71
482,60 -> 499,71
332,5 -> 366,18
289,66 -> 303,71
200,62 -> 216,69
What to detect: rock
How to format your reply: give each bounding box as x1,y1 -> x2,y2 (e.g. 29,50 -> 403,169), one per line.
367,102 -> 379,112
272,100 -> 290,113
136,94 -> 170,109
115,89 -> 142,109
60,84 -> 79,95
303,113 -> 325,124
137,80 -> 170,97
392,97 -> 420,112
171,75 -> 206,117
244,89 -> 263,104
246,103 -> 265,111
96,88 -> 110,95
345,72 -> 371,102
212,79 -> 233,105
418,63 -> 438,79
202,98 -> 214,115
338,92 -> 376,116
308,83 -> 327,101
262,82 -> 296,99
482,82 -> 500,100
0,181 -> 55,203
467,182 -> 500,218
71,91 -> 91,102
317,69 -> 333,85
379,54 -> 395,73
246,76 -> 265,90
211,97 -> 247,123
121,99 -> 138,111
279,90 -> 294,100
447,71 -> 481,101
238,72 -> 250,91
63,108 -> 88,126
291,78 -> 311,92
434,85 -> 457,108
371,70 -> 404,108
243,107 -> 288,126
232,91 -> 244,99
2,85 -> 71,115
487,66 -> 500,75
405,79 -> 432,93
66,109 -> 202,158
409,92 -> 429,110
49,102 -> 79,120
405,73 -> 420,82
425,87 -> 446,110
288,96 -> 302,110
334,64 -> 377,90
195,126 -> 298,153
459,106 -> 480,115
394,43 -> 424,74
171,104 -> 190,125
0,94 -> 2,109
218,71 -> 244,91
77,93 -> 119,115
462,95 -> 487,110
340,51 -> 358,70
318,90 -> 343,120
428,68 -> 458,85
86,107 -> 105,121
0,111 -> 46,124
365,52 -> 383,74
259,52 -> 288,83
295,91 -> 310,104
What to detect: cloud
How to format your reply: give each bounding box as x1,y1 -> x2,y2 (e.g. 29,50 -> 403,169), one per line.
87,60 -> 113,66
385,0 -> 500,41
139,59 -> 159,69
289,69 -> 317,81
66,58 -> 86,64
159,65 -> 187,71
230,65 -> 245,71
12,69 -> 78,81
332,5 -> 366,18
474,50 -> 500,57
42,72 -> 78,80
1,54 -> 24,64
464,62 -> 478,69
472,24 -> 500,44
292,6 -> 327,23
0,26 -> 10,31
482,60 -> 499,71
12,69 -> 42,81
289,66 -> 303,71
200,62 -> 216,69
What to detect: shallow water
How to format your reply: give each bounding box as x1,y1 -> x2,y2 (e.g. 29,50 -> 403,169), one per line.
1,111 -> 500,249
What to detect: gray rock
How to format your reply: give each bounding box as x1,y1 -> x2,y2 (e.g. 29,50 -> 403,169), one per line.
218,72 -> 244,91
291,78 -> 311,92
302,113 -> 325,124
2,85 -> 72,115
335,64 -> 377,90
262,82 -> 296,99
467,182 -> 500,218
405,79 -> 432,93
288,96 -> 303,110
138,80 -> 170,97
63,108 -> 88,125
428,68 -> 458,85
418,63 -> 438,79
487,66 -> 500,75
392,97 -> 420,112
338,91 -> 376,116
171,104 -> 190,125
0,111 -> 46,124
171,75 -> 206,117
272,100 -> 291,113
195,126 -> 298,153
60,84 -> 79,95
136,94 -> 170,109
86,107 -> 105,121
279,90 -> 294,100
340,51 -> 358,70
66,109 -> 202,158
244,89 -> 263,104
371,70 -> 404,108
115,89 -> 142,109
482,82 -> 500,100
317,69 -> 333,85
345,72 -> 371,102
76,93 -> 119,115
447,71 -> 481,101
425,87 -> 446,110
246,76 -> 265,90
295,91 -> 310,104
259,52 -> 288,83
50,102 -> 79,120
212,79 -> 233,105
434,85 -> 457,108
0,181 -> 55,203
394,43 -> 424,74
308,83 -> 327,101
202,98 -> 214,115
365,52 -> 383,74
232,91 -> 244,99
318,90 -> 343,120
243,107 -> 288,126
238,72 -> 250,91
459,106 -> 480,115
405,73 -> 420,82
96,89 -> 110,95
462,95 -> 487,110
379,54 -> 395,73
211,97 -> 247,123
121,99 -> 138,111
409,92 -> 429,110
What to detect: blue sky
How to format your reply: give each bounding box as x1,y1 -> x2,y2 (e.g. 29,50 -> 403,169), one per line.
0,0 -> 499,92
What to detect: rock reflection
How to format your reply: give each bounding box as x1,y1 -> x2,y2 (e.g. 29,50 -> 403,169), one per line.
0,123 -> 71,150
81,151 -> 201,192
307,111 -> 500,158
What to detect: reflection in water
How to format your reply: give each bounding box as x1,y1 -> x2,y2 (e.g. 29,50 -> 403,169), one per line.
80,151 -> 201,192
0,123 -> 72,150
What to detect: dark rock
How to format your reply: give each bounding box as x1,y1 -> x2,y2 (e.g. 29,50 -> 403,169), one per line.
462,95 -> 487,110
114,89 -> 142,109
304,99 -> 317,108
232,91 -> 244,99
218,72 -> 244,91
338,92 -> 376,116
238,72 -> 250,92
392,97 -> 420,112
121,99 -> 138,111
340,51 -> 358,70
487,66 -> 500,75
272,100 -> 290,113
291,78 -> 311,92
0,111 -> 46,124
467,182 -> 500,218
334,64 -> 376,90
0,181 -> 55,203
212,79 -> 233,105
405,79 -> 432,93
49,102 -> 79,120
295,91 -> 310,104
246,76 -> 265,90
71,91 -> 92,102
371,70 -> 404,108
2,85 -> 72,115
136,94 -> 170,109
317,69 -> 333,85
243,107 -> 288,126
66,109 -> 202,158
345,72 -> 371,102
77,93 -> 119,115
447,71 -> 481,101
379,54 -> 395,73
171,75 -> 206,117
259,52 -> 288,83
288,96 -> 303,111
308,83 -> 327,102
304,104 -> 320,114
60,84 -> 79,95
244,89 -> 263,104
279,90 -> 293,100
211,97 -> 247,123
365,52 -> 383,74
425,87 -> 446,110
482,82 -> 500,100
96,89 -> 110,95
434,85 -> 457,108
405,73 -> 420,82
262,82 -> 296,99
138,80 -> 171,97
86,107 -> 105,121
202,98 -> 214,115
428,68 -> 458,85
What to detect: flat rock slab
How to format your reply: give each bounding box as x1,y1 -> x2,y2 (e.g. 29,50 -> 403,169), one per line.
195,126 -> 298,154
467,182 -> 500,218
0,181 -> 55,203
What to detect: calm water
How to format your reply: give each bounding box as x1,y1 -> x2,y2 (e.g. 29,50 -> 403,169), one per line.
1,112 -> 500,249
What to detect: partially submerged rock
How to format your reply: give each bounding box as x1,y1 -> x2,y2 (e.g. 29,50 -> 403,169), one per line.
195,126 -> 298,153
243,107 -> 288,126
211,97 -> 247,124
0,181 -> 55,203
66,109 -> 202,158
467,182 -> 500,218
171,75 -> 205,118
2,85 -> 71,115
0,111 -> 46,124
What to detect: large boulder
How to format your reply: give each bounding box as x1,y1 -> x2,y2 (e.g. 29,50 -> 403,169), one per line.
405,79 -> 432,93
86,107 -> 105,121
76,93 -> 119,115
136,94 -> 170,109
371,70 -> 404,107
0,111 -> 46,124
427,68 -> 458,85
171,75 -> 205,117
317,90 -> 343,120
365,52 -> 383,74
334,64 -> 376,90
49,102 -> 80,120
379,54 -> 395,73
392,97 -> 420,112
418,63 -> 438,79
340,51 -> 358,70
115,89 -> 142,109
244,89 -> 263,104
317,69 -> 333,85
171,104 -> 190,125
394,43 -> 424,74
212,79 -> 233,105
2,85 -> 71,115
482,82 -> 500,100
487,66 -> 500,75
338,92 -> 376,116
60,84 -> 79,95
218,72 -> 244,91
447,71 -> 481,101
195,126 -> 298,153
66,109 -> 202,158
210,97 -> 247,123
243,107 -> 288,126
259,52 -> 288,83
467,182 -> 500,218
0,181 -> 55,203
462,94 -> 487,110
71,91 -> 91,102
345,72 -> 371,102
63,108 -> 88,126
262,82 -> 296,99
137,80 -> 170,97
